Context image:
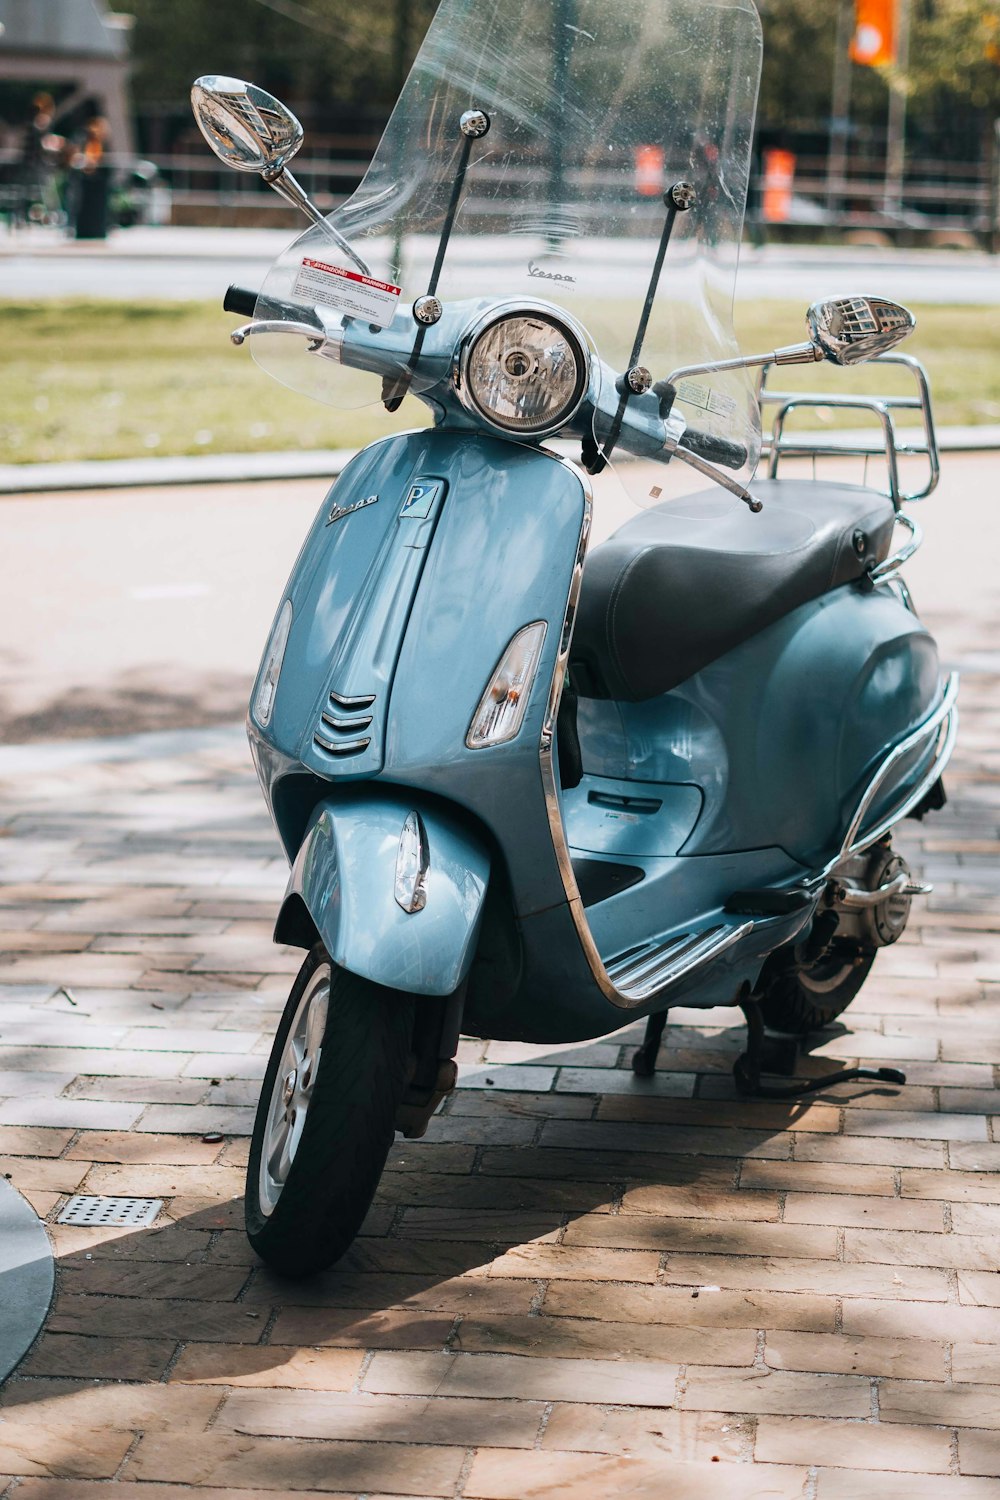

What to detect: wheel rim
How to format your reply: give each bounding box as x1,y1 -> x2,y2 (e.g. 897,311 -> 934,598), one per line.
798,950 -> 856,995
257,962 -> 330,1217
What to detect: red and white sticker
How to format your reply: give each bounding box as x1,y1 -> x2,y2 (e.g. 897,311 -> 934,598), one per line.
293,257 -> 402,328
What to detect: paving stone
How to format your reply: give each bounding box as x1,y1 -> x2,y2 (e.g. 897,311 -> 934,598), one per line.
680,1366 -> 871,1418
363,1349 -> 679,1406
542,1281 -> 839,1332
0,1097 -> 144,1129
17,1333 -> 177,1381
464,1451 -> 810,1499
453,1313 -> 757,1367
167,1344 -> 366,1389
619,1183 -> 780,1219
880,1379 -> 1000,1428
563,1214 -> 840,1260
755,1415 -> 953,1472
822,1476 -> 1000,1500
782,1192 -> 946,1231
538,1404 -> 747,1461
764,1329 -> 947,1380
217,1389 -> 545,1446
124,1432 -> 466,1494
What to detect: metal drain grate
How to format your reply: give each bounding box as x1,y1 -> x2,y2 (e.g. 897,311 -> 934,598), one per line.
58,1195 -> 163,1228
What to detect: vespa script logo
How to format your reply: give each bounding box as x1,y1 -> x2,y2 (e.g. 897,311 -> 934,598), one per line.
527,261 -> 577,284
326,493 -> 379,527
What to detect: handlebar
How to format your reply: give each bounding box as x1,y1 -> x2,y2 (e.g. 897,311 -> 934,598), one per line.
223,284 -> 258,317
679,427 -> 749,471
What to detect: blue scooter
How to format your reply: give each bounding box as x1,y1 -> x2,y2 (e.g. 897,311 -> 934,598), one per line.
192,0 -> 958,1275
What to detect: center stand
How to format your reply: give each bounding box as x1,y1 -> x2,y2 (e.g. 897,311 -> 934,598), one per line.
631,999 -> 906,1099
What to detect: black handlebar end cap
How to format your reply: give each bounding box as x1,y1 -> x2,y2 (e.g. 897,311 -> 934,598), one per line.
223,285 -> 259,317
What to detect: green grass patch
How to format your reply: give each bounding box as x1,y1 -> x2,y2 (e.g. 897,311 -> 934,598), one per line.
3,298 -> 998,465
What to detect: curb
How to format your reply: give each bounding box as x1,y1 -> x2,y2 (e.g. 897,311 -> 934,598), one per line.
2,427 -> 1000,496
0,723 -> 246,777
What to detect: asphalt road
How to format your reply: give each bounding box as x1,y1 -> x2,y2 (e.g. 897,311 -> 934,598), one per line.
1,450 -> 996,744
2,226 -> 998,304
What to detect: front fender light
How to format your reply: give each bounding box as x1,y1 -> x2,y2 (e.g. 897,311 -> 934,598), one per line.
253,599 -> 292,727
466,622 -> 547,749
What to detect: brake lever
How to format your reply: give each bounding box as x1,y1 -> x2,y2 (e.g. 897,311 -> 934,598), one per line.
230,319 -> 326,348
665,434 -> 763,512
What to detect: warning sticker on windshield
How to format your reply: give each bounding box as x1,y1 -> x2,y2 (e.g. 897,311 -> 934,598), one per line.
676,380 -> 738,419
293,257 -> 403,328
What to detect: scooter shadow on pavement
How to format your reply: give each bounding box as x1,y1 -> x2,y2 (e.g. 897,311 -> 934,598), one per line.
2,1017 -> 908,1422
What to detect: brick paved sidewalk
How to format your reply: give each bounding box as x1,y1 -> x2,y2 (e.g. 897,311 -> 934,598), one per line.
0,663 -> 998,1498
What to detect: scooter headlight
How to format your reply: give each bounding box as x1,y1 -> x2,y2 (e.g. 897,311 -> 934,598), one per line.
457,309 -> 589,437
253,599 -> 292,727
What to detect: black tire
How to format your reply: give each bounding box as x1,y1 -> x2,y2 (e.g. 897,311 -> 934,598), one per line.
756,941 -> 876,1035
246,945 -> 414,1277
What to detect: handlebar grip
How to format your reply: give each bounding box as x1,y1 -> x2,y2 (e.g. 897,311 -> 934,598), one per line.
680,427 -> 749,471
223,284 -> 259,317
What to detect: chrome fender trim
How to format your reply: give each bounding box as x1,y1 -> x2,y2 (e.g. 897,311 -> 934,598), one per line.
828,669 -> 959,875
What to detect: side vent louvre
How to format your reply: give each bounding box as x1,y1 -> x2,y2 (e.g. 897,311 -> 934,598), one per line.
313,690 -> 376,758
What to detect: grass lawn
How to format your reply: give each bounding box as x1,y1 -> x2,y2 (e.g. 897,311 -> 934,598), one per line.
3,298 -> 999,465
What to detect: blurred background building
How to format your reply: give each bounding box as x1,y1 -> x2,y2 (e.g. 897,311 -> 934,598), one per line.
0,0 -> 998,242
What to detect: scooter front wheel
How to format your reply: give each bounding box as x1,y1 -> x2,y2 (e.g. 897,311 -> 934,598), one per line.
245,945 -> 413,1277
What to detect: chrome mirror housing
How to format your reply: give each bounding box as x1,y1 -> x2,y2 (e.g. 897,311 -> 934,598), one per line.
191,75 -> 303,175
807,296 -> 915,367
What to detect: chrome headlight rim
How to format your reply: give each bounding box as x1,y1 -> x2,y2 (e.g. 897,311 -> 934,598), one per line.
454,300 -> 591,439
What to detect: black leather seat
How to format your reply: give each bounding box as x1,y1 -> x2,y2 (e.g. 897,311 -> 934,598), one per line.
571,480 -> 897,701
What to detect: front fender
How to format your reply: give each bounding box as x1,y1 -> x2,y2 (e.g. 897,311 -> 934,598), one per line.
277,791 -> 490,996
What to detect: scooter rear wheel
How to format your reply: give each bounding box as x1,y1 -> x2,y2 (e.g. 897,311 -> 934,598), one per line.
756,942 -> 875,1035
245,944 -> 413,1278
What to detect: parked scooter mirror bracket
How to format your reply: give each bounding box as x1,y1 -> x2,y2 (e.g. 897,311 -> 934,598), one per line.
384,108 -> 491,412
587,180 -> 695,470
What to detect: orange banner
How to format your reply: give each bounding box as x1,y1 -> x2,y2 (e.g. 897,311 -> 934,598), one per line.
634,145 -> 665,197
762,148 -> 795,223
850,0 -> 898,66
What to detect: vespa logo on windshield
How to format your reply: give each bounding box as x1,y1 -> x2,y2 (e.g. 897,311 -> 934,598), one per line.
326,494 -> 379,527
528,261 -> 577,284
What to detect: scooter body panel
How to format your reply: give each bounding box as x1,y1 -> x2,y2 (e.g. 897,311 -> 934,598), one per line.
281,789 -> 491,996
381,433 -> 587,920
250,427 -> 947,1034
249,430 -> 451,789
575,582 -> 941,865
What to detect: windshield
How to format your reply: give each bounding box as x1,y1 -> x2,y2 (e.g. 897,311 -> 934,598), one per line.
254,0 -> 763,496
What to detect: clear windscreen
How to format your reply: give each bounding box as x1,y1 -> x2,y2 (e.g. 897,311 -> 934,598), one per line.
254,0 -> 763,502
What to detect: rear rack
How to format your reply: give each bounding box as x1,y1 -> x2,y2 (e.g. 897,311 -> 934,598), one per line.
758,351 -> 940,509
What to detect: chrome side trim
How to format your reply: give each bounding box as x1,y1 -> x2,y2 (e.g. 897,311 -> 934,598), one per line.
606,922 -> 754,1003
868,512 -> 922,583
537,453 -> 758,1011
313,733 -> 371,756
321,712 -> 374,732
329,691 -> 376,711
828,670 -> 959,874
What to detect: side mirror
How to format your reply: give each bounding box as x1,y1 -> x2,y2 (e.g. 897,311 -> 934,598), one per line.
807,296 -> 915,366
190,75 -> 303,175
190,74 -> 372,275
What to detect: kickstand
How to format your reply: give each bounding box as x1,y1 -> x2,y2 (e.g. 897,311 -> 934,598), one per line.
734,999 -> 906,1099
631,1009 -> 669,1077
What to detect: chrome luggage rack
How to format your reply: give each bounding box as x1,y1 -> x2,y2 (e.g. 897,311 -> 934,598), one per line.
759,351 -> 940,507
758,351 -> 940,584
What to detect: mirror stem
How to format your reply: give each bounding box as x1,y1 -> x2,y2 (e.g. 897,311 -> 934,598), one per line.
666,343 -> 822,386
263,166 -> 373,278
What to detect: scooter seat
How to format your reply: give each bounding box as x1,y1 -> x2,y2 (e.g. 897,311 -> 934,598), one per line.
571,479 -> 897,701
